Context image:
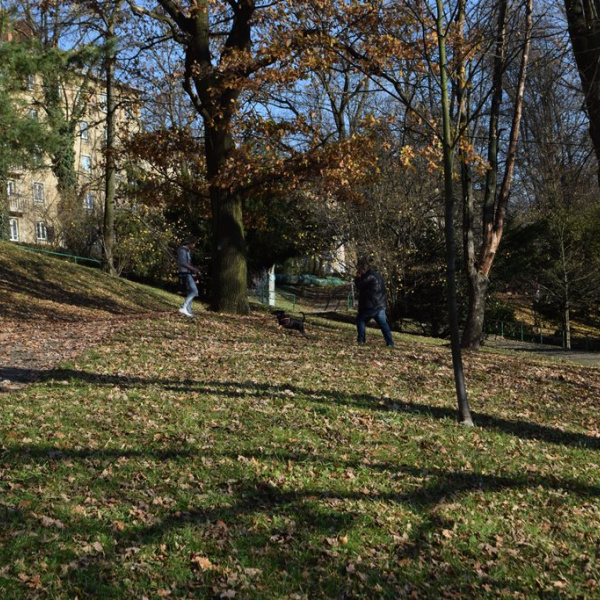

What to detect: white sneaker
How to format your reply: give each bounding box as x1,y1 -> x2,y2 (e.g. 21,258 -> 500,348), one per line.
178,307 -> 193,317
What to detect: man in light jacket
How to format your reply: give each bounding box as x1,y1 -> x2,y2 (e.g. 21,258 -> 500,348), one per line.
177,235 -> 201,317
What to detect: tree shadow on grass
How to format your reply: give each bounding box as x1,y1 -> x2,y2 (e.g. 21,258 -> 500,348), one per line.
4,441 -> 600,501
206,380 -> 600,452
2,441 -> 592,598
3,366 -> 600,452
0,444 -> 196,463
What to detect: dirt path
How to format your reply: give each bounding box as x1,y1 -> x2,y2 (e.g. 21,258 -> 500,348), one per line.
0,313 -> 168,393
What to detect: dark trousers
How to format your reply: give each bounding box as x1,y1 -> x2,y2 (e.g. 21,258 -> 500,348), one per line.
356,308 -> 393,346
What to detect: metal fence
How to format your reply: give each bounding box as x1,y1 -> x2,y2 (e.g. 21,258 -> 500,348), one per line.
19,245 -> 101,267
252,287 -> 297,310
252,284 -> 356,312
484,319 -> 600,351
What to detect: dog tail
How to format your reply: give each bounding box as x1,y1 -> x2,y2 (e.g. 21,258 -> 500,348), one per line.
300,312 -> 306,322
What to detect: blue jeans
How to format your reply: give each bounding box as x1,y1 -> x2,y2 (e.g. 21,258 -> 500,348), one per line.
182,274 -> 198,311
356,308 -> 394,346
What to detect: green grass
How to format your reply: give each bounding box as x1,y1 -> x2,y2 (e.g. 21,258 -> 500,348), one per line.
2,242 -> 600,598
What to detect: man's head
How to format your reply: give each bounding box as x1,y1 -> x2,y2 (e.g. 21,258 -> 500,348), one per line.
356,256 -> 371,276
183,235 -> 198,247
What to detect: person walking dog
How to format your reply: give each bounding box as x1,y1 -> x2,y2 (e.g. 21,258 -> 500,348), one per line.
177,235 -> 201,318
354,257 -> 394,347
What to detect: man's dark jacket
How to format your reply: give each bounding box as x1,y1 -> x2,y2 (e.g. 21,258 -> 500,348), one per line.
355,268 -> 387,313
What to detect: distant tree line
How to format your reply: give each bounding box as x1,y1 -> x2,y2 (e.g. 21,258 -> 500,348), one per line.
2,0 -> 600,357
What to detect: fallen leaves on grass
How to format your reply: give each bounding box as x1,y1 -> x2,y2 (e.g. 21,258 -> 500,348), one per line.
2,309 -> 600,598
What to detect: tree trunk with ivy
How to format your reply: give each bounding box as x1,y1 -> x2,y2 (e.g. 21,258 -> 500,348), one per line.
39,4 -> 80,241
35,3 -> 101,251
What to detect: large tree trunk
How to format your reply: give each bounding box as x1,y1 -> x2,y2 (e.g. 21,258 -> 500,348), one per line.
155,0 -> 253,314
205,120 -> 250,314
211,189 -> 249,313
565,0 -> 600,186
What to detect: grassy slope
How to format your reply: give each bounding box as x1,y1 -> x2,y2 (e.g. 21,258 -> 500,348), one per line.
1,243 -> 600,598
0,241 -> 178,321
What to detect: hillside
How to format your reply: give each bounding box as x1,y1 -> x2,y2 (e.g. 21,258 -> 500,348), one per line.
0,241 -> 180,393
0,241 -> 177,321
2,240 -> 600,597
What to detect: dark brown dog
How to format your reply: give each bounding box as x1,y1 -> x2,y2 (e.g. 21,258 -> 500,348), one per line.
273,310 -> 306,335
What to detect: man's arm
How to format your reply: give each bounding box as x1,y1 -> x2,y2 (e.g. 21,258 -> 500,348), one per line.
181,261 -> 199,273
355,271 -> 375,291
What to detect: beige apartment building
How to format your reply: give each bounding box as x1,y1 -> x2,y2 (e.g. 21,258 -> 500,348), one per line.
6,72 -> 137,248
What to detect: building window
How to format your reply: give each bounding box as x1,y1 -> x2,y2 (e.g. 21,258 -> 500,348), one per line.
36,221 -> 47,241
81,155 -> 92,173
31,145 -> 43,167
80,120 -> 89,140
84,192 -> 94,210
29,109 -> 39,120
7,180 -> 15,196
33,182 -> 45,204
99,93 -> 107,113
9,218 -> 19,241
26,74 -> 35,91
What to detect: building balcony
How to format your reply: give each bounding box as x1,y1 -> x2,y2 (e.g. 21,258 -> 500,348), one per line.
8,197 -> 28,214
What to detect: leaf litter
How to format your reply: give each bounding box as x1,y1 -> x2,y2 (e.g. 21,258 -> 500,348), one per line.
2,251 -> 600,596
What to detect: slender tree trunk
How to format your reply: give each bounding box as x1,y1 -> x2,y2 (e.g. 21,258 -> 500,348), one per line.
560,235 -> 572,349
461,0 -> 532,349
436,0 -> 473,427
102,20 -> 117,275
0,176 -> 8,240
457,0 -> 489,347
461,0 -> 506,350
